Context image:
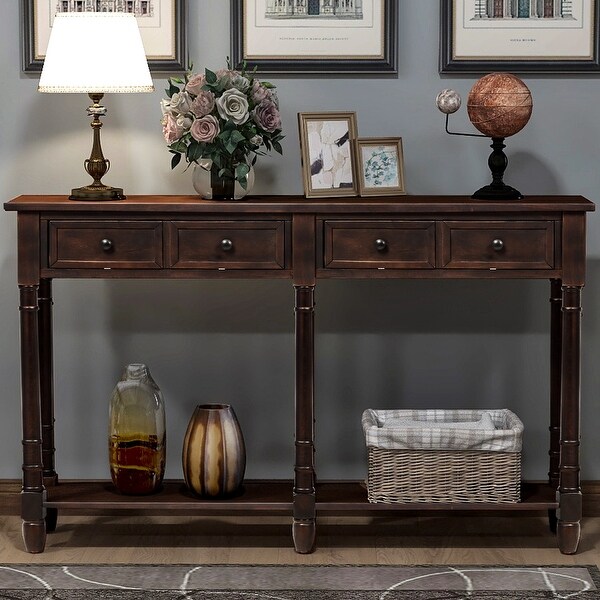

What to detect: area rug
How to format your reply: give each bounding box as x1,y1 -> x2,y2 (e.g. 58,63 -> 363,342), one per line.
0,564 -> 599,599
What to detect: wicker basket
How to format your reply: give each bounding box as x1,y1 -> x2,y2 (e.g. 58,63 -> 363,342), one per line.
362,409 -> 523,504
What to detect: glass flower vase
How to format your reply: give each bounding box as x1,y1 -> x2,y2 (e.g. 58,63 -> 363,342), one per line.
108,364 -> 166,495
192,161 -> 254,200
182,404 -> 246,498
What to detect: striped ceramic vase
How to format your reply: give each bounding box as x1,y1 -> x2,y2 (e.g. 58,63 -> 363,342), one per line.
182,404 -> 246,498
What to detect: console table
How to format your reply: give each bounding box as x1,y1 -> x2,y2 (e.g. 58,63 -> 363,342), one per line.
4,194 -> 594,555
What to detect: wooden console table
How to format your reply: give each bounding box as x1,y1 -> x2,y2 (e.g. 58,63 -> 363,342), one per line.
4,194 -> 594,555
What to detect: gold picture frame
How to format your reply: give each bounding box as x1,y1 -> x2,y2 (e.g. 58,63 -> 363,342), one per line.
297,112 -> 359,199
356,137 -> 406,197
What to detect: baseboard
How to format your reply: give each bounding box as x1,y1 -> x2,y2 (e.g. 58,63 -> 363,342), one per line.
2,480 -> 600,517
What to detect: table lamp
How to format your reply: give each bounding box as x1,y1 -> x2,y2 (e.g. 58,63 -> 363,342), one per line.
38,13 -> 154,201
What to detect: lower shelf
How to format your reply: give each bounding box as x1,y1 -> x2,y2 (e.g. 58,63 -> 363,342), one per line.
44,480 -> 558,514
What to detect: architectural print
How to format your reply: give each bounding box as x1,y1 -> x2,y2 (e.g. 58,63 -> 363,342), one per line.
55,0 -> 154,16
473,0 -> 574,19
265,0 -> 363,19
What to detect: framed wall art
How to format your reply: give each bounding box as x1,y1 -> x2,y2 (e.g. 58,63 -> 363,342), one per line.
356,137 -> 405,197
298,112 -> 359,198
440,0 -> 600,72
21,0 -> 188,73
231,0 -> 397,74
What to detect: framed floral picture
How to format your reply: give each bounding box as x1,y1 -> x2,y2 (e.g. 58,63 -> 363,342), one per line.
298,112 -> 359,198
356,137 -> 405,197
231,0 -> 397,74
21,0 -> 188,73
440,0 -> 600,72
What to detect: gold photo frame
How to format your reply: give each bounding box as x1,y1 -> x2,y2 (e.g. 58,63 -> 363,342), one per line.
355,137 -> 406,197
297,112 -> 359,199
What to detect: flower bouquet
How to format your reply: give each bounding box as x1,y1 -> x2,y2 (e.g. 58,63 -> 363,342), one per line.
161,61 -> 284,198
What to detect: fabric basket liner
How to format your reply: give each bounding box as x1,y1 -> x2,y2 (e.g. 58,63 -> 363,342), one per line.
362,408 -> 523,452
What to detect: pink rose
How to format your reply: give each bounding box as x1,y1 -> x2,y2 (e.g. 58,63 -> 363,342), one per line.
251,80 -> 269,103
185,73 -> 205,96
216,68 -> 235,89
190,115 -> 220,143
162,114 -> 183,144
252,100 -> 281,133
190,90 -> 216,117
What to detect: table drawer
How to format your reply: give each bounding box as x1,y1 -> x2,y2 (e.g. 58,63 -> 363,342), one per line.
48,221 -> 163,269
167,221 -> 286,269
324,220 -> 436,269
440,221 -> 555,269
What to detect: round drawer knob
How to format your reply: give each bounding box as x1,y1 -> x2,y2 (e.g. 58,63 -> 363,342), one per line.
492,238 -> 504,251
375,239 -> 387,252
100,238 -> 113,252
221,238 -> 233,251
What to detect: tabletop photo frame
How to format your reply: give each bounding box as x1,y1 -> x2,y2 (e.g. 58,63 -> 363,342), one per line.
231,0 -> 397,74
298,112 -> 359,198
21,0 -> 188,73
440,0 -> 600,73
355,137 -> 405,197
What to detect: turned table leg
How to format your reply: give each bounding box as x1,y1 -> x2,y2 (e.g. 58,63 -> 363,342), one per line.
39,279 -> 58,533
548,279 -> 562,534
292,285 -> 316,554
19,284 -> 46,553
557,285 -> 582,554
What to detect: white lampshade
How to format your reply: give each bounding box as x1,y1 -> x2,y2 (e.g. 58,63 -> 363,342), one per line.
38,13 -> 154,94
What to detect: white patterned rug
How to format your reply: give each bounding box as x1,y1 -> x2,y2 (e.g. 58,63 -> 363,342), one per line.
0,564 -> 598,599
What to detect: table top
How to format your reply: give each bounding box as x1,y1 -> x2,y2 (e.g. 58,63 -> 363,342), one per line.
4,194 -> 595,214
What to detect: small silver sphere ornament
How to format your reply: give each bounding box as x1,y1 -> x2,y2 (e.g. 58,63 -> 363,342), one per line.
436,89 -> 461,114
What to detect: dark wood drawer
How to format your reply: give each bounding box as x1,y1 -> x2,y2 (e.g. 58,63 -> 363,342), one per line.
324,220 -> 436,269
440,221 -> 555,269
48,221 -> 163,269
166,221 -> 286,269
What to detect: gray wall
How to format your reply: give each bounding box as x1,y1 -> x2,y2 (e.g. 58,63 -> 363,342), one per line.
1,1 -> 599,482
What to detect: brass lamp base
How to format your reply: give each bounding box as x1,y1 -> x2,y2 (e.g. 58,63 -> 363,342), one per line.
68,93 -> 126,202
69,185 -> 125,201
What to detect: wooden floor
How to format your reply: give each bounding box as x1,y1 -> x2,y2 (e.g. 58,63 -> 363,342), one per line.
2,514 -> 600,565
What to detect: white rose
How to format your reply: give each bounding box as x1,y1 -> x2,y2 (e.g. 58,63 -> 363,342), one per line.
176,114 -> 193,132
169,91 -> 192,116
230,73 -> 250,92
216,88 -> 249,125
160,98 -> 173,116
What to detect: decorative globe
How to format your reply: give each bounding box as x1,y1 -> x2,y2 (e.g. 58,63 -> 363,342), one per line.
466,73 -> 532,138
436,89 -> 462,114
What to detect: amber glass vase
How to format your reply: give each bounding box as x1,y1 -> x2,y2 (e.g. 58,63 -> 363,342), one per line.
108,364 -> 166,495
182,404 -> 246,498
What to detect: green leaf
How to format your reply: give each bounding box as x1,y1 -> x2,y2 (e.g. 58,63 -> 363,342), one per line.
272,140 -> 283,155
171,152 -> 182,170
187,141 -> 204,163
230,130 -> 246,144
236,163 -> 250,180
167,81 -> 180,97
171,77 -> 185,84
205,68 -> 218,84
261,81 -> 275,89
219,129 -> 245,154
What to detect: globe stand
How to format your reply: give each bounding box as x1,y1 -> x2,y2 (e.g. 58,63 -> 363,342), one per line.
472,137 -> 523,201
